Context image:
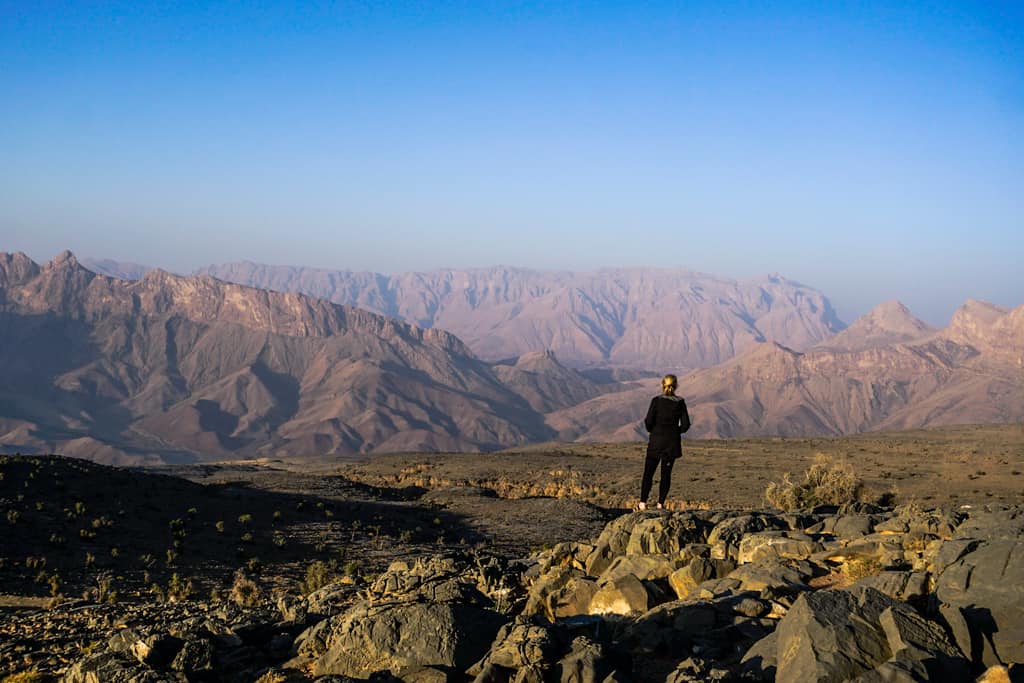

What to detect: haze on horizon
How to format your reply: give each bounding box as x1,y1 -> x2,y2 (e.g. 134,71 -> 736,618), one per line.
2,1 -> 1022,326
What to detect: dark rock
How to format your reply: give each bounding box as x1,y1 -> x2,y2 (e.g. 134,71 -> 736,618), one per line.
850,571 -> 929,606
554,637 -> 610,683
130,633 -> 183,668
774,586 -> 969,683
170,638 -> 214,673
310,601 -> 506,678
926,538 -> 983,575
832,515 -> 877,538
953,506 -> 1024,541
727,558 -> 814,594
277,593 -> 310,624
625,513 -> 709,555
63,651 -> 179,682
874,605 -> 970,681
487,621 -> 559,669
775,587 -> 893,682
934,539 -> 1024,667
708,514 -> 788,560
739,631 -> 777,681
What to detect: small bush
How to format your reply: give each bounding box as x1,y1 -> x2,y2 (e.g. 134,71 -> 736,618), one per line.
167,573 -> 194,602
299,560 -> 335,595
230,570 -> 261,607
765,454 -> 863,511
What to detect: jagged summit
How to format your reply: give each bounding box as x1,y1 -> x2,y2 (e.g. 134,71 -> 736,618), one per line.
46,249 -> 80,268
815,300 -> 935,352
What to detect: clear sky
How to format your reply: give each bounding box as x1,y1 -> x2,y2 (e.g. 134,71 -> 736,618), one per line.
1,1 -> 1021,325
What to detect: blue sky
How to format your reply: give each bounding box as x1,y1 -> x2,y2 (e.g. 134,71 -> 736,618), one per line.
1,1 -> 1021,324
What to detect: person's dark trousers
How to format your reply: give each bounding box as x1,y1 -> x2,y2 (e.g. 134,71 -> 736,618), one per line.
640,455 -> 675,505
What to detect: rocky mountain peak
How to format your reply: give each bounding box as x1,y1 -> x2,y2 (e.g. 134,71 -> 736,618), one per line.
45,249 -> 81,269
944,299 -> 1010,349
0,251 -> 41,288
814,300 -> 934,352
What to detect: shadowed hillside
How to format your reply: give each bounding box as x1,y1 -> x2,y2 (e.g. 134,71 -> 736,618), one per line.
0,252 -> 563,463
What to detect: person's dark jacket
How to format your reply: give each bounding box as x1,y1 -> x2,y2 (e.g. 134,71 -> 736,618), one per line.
644,395 -> 691,460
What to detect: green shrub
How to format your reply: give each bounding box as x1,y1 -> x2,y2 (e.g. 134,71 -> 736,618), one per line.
765,454 -> 863,511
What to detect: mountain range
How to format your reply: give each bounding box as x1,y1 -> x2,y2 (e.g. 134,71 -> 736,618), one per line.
87,258 -> 845,371
1,251 -> 1021,464
550,298 -> 1024,441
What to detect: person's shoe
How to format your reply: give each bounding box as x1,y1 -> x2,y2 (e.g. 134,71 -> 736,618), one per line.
656,502 -> 664,510
635,501 -> 647,511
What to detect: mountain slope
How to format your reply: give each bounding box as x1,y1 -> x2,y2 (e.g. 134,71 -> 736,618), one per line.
550,302 -> 1024,441
0,251 -> 553,463
195,262 -> 846,370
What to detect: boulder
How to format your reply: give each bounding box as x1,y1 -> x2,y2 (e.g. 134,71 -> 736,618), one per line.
625,513 -> 709,556
63,652 -> 179,683
953,506 -> 1024,541
309,601 -> 506,677
707,514 -> 788,560
169,638 -> 214,674
588,575 -> 649,615
487,621 -> 559,670
739,631 -> 777,681
923,538 -> 982,575
548,577 -> 600,619
774,586 -> 968,683
130,634 -> 183,668
737,531 -> 823,564
369,554 -> 490,606
553,637 -> 611,683
621,599 -> 720,654
934,539 -> 1024,667
727,559 -> 813,594
874,606 -> 970,680
597,555 -> 679,585
832,515 -> 878,538
849,571 -> 930,606
668,558 -> 736,600
524,565 -> 583,619
775,587 -> 894,682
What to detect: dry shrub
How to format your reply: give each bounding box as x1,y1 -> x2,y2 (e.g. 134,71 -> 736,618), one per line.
3,672 -> 47,683
842,556 -> 884,582
765,454 -> 863,511
230,570 -> 261,607
299,560 -> 335,596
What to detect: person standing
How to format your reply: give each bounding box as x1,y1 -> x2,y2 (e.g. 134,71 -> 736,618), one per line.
637,374 -> 691,510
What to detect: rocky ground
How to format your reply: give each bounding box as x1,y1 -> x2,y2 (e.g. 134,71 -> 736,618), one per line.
1,426 -> 1023,682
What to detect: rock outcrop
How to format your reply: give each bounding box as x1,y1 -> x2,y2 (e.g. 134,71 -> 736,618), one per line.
8,490 -> 1022,681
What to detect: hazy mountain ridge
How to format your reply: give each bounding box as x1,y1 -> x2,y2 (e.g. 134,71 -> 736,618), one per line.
194,261 -> 846,370
553,301 -> 1024,441
7,251 -> 1022,463
0,251 -> 585,463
